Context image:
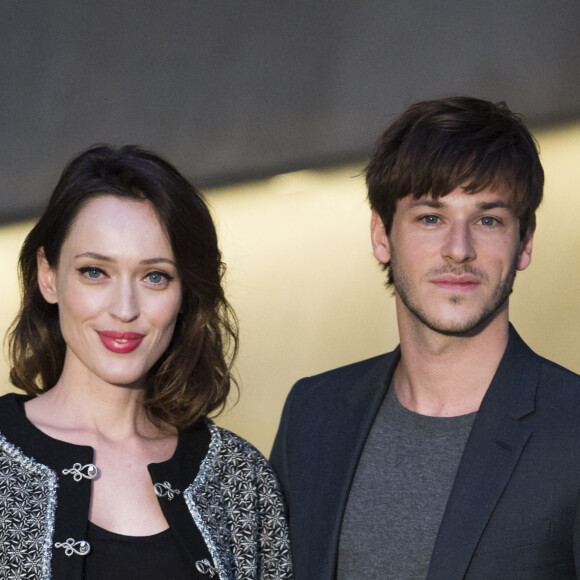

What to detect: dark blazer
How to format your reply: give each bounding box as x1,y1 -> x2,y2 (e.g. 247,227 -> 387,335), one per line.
271,326 -> 580,579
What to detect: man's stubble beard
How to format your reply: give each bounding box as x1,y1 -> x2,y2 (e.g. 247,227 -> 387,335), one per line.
389,246 -> 518,337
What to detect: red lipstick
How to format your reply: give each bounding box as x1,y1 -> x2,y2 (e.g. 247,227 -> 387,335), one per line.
431,275 -> 480,292
98,331 -> 144,354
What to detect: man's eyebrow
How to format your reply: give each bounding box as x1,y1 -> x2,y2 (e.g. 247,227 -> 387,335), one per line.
408,199 -> 444,209
477,201 -> 511,211
407,199 -> 512,211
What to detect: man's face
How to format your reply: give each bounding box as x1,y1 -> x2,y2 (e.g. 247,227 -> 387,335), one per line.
371,187 -> 534,336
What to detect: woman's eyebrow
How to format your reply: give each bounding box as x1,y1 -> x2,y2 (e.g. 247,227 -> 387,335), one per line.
73,253 -> 176,266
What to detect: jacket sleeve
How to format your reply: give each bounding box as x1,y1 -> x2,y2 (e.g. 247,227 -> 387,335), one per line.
253,452 -> 294,579
206,426 -> 293,579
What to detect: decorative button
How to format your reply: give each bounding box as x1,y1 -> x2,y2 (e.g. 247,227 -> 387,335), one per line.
195,559 -> 217,577
62,463 -> 99,482
153,481 -> 181,500
54,538 -> 91,557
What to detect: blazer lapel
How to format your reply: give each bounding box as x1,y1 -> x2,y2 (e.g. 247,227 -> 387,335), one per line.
427,327 -> 540,579
305,350 -> 400,580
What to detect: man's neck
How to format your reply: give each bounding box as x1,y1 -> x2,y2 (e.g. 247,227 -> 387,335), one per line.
394,310 -> 510,417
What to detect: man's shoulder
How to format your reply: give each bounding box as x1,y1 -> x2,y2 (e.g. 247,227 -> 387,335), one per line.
534,354 -> 580,402
538,355 -> 580,381
511,326 -> 580,387
501,328 -> 580,420
289,349 -> 399,404
505,325 -> 580,390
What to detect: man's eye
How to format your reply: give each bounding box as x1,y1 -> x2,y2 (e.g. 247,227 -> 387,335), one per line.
480,217 -> 497,227
421,215 -> 439,224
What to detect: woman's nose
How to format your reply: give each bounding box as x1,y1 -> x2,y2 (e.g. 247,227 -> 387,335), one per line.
108,279 -> 140,322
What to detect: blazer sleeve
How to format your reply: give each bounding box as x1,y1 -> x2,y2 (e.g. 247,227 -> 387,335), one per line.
573,492 -> 580,576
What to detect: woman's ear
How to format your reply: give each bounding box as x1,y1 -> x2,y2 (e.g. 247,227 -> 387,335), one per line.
37,247 -> 58,304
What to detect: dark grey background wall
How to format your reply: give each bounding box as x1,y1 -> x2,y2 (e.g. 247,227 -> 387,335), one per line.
1,1 -> 580,223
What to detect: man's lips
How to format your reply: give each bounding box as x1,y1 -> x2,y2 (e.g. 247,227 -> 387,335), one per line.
97,331 -> 144,354
430,275 -> 481,291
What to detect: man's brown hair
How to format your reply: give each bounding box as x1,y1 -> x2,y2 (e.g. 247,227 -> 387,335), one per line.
366,97 -> 544,282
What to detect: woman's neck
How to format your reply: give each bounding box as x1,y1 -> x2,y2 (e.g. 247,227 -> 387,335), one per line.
25,378 -> 174,445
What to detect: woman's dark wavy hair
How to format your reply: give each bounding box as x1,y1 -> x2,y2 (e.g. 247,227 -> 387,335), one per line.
8,144 -> 238,429
365,97 -> 544,284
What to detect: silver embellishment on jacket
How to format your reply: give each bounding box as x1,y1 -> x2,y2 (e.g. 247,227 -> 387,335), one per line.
153,481 -> 180,500
195,558 -> 217,577
62,463 -> 98,481
183,422 -> 293,580
0,433 -> 58,580
185,424 -> 229,579
54,538 -> 91,557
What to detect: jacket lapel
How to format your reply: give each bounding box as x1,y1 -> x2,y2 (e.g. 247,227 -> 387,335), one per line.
427,327 -> 540,579
305,350 -> 400,580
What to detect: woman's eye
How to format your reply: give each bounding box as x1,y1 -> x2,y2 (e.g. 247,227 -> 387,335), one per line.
78,267 -> 105,280
145,271 -> 171,286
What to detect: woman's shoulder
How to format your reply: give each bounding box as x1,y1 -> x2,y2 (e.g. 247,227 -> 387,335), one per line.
185,423 -> 292,579
0,392 -> 29,431
0,391 -> 25,407
206,421 -> 270,467
196,421 -> 280,490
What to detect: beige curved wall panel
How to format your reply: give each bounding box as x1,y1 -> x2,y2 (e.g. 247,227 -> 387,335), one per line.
1,122 -> 579,455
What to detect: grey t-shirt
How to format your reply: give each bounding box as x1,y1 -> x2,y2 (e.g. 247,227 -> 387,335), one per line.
337,385 -> 476,579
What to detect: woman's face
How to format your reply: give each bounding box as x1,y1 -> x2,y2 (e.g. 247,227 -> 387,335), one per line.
37,195 -> 182,389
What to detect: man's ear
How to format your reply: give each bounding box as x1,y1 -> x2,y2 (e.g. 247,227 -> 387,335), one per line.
37,247 -> 58,304
370,210 -> 391,264
516,215 -> 536,272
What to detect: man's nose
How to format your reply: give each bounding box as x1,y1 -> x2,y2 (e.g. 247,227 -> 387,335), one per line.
441,222 -> 476,263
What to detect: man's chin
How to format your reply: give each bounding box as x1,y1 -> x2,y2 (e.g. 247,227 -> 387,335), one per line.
413,305 -> 506,338
424,322 -> 487,338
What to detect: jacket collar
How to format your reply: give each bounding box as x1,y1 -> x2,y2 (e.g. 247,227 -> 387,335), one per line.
427,324 -> 540,579
0,393 -> 94,469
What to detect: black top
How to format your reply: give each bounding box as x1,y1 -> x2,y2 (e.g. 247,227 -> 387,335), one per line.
85,522 -> 204,579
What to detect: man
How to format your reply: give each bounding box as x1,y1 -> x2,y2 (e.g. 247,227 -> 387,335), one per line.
270,97 -> 580,579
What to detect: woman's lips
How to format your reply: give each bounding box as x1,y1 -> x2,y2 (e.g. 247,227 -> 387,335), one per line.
98,331 -> 144,354
431,275 -> 481,291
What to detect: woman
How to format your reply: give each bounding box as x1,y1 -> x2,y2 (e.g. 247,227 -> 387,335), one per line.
2,145 -> 293,579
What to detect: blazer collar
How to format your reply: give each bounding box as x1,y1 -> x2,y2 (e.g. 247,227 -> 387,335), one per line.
427,324 -> 540,579
476,323 -> 540,420
344,347 -> 401,407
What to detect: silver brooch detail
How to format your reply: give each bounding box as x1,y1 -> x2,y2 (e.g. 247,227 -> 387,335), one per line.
195,559 -> 217,577
62,463 -> 99,482
153,481 -> 181,500
54,538 -> 91,557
